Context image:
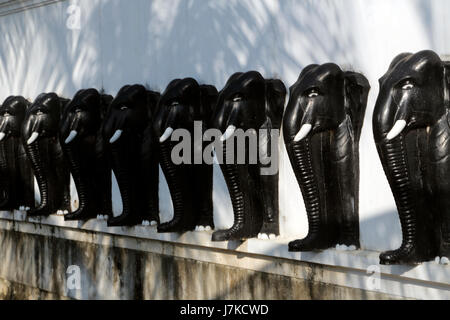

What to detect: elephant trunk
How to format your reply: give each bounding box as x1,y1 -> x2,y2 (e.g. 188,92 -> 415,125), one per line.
25,141 -> 49,216
287,138 -> 323,251
62,143 -> 91,220
159,107 -> 178,143
212,142 -> 262,241
376,134 -> 419,264
108,140 -> 135,226
157,141 -> 194,232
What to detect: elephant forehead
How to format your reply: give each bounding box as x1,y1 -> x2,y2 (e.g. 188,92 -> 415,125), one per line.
31,93 -> 60,112
1,97 -> 27,115
291,72 -> 343,96
221,74 -> 265,99
380,51 -> 442,84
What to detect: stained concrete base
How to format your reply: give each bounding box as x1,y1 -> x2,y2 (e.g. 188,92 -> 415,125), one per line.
0,229 -> 397,300
0,212 -> 448,300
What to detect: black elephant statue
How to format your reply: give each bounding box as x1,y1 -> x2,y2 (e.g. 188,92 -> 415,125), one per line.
373,50 -> 450,265
0,96 -> 35,211
210,71 -> 286,241
60,89 -> 113,221
103,84 -> 160,227
22,93 -> 71,216
154,78 -> 218,233
283,63 -> 370,252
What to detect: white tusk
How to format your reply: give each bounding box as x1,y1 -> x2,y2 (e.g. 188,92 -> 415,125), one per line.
27,132 -> 39,145
109,129 -> 123,144
64,130 -> 78,144
220,125 -> 236,142
159,127 -> 174,143
294,124 -> 312,142
0,132 -> 5,142
386,120 -> 407,141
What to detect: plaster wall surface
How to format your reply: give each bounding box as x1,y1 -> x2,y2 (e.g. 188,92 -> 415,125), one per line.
0,0 -> 449,299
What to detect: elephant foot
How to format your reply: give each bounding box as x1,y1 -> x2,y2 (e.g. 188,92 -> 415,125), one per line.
195,215 -> 215,232
337,234 -> 360,250
436,244 -> 450,265
195,225 -> 212,232
157,217 -> 195,233
142,220 -> 158,227
142,212 -> 160,226
379,243 -> 421,265
26,206 -> 51,217
211,223 -> 258,242
288,234 -> 331,252
258,221 -> 279,240
336,244 -> 358,251
107,214 -> 137,227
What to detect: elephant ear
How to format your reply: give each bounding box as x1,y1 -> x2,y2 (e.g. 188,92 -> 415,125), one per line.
100,94 -> 113,119
265,79 -> 286,130
200,85 -> 218,123
146,90 -> 161,118
58,97 -> 71,120
443,61 -> 450,109
344,72 -> 370,142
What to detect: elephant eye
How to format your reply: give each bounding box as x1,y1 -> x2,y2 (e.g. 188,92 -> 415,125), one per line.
306,88 -> 320,98
401,80 -> 415,90
120,106 -> 128,111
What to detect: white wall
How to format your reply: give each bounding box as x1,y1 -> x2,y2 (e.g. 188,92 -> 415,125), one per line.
0,0 -> 449,251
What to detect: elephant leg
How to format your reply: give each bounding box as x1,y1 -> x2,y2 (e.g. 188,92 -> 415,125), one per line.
258,173 -> 279,238
147,155 -> 160,224
25,141 -> 51,216
430,164 -> 450,260
158,141 -> 194,233
259,130 -> 279,238
428,122 -> 450,260
141,143 -> 160,225
331,123 -> 360,248
193,164 -> 214,230
52,139 -> 71,213
94,136 -> 112,218
0,141 -> 12,209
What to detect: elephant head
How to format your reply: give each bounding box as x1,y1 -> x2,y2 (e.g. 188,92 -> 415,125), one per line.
373,50 -> 450,264
22,93 -> 71,216
0,96 -> 34,210
103,84 -> 160,226
283,63 -> 370,251
210,71 -> 286,241
60,89 -> 113,221
153,78 -> 218,233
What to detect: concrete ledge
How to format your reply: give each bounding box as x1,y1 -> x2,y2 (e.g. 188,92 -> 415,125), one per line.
0,211 -> 448,299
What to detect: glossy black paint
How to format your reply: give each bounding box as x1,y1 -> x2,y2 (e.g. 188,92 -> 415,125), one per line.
210,71 -> 286,241
284,64 -> 369,251
22,93 -> 71,216
60,89 -> 113,221
153,78 -> 218,233
103,85 -> 160,227
0,96 -> 35,210
373,50 -> 450,264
